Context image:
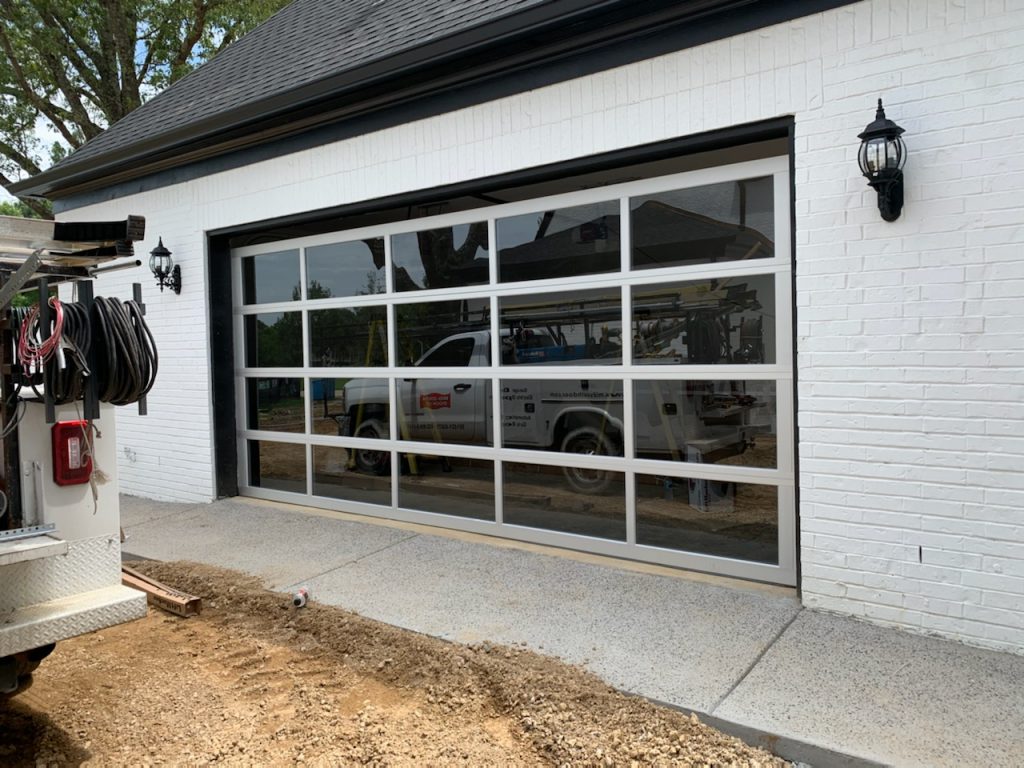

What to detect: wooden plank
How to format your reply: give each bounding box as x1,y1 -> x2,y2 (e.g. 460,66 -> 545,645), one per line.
121,565 -> 202,618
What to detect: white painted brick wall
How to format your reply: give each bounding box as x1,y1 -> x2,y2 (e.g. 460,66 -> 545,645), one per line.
61,0 -> 1024,652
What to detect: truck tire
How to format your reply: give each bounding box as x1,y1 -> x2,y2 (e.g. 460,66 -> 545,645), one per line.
353,421 -> 390,475
560,426 -> 619,494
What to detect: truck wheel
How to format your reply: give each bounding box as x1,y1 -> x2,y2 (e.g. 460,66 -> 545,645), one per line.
560,427 -> 619,494
353,421 -> 390,476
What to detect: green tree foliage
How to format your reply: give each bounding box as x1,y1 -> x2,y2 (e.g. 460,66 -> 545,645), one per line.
0,199 -> 47,218
0,0 -> 291,216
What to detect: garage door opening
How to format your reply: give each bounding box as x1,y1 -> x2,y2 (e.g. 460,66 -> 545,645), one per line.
230,154 -> 795,585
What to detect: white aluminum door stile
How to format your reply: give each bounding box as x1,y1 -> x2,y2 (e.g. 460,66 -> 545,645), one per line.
231,156 -> 796,585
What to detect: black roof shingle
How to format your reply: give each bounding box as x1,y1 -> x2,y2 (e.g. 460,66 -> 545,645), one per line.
57,0 -> 551,169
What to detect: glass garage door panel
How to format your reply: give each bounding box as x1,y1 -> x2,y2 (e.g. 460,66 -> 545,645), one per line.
244,313 -> 303,368
503,462 -> 626,541
398,456 -> 495,521
309,305 -> 388,368
396,299 -> 490,366
242,249 -> 300,305
632,274 -> 776,365
497,200 -> 620,283
246,378 -> 306,433
306,238 -> 386,298
314,378 -> 390,439
630,176 -> 774,270
499,289 -> 622,366
313,446 -> 391,507
248,440 -> 306,494
392,222 -> 490,291
635,473 -> 779,564
633,380 -> 777,467
235,158 -> 794,585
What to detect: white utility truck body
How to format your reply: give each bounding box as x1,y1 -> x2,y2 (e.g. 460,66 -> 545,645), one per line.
0,215 -> 148,694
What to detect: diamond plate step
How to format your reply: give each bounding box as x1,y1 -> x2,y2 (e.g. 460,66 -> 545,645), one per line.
0,584 -> 147,657
0,535 -> 68,567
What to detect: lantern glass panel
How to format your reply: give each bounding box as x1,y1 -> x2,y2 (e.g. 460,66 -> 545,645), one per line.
865,137 -> 887,174
149,251 -> 172,276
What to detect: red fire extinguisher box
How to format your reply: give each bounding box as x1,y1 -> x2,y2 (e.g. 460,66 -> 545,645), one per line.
52,420 -> 92,486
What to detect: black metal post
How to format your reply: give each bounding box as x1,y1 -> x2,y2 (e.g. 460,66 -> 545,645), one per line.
133,283 -> 147,416
78,281 -> 100,420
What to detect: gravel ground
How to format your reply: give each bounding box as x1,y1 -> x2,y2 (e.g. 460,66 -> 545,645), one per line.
2,561 -> 787,767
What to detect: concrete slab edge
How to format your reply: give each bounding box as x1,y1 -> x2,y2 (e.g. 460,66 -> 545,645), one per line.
646,697 -> 890,768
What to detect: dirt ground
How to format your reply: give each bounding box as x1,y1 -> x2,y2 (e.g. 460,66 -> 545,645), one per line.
2,562 -> 787,767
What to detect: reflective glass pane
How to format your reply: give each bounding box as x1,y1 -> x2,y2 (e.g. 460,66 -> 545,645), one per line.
500,380 -> 623,456
309,306 -> 387,367
503,462 -> 625,540
497,200 -> 620,283
247,378 -> 305,433
242,250 -> 300,304
313,378 -> 390,439
248,440 -> 306,493
634,380 -> 777,467
244,312 -> 303,367
499,289 -> 622,366
392,222 -> 489,291
395,299 -> 489,366
632,274 -> 775,364
397,378 -> 491,447
306,238 -> 386,299
398,457 -> 494,520
313,446 -> 391,506
636,475 -> 778,564
631,177 -> 774,270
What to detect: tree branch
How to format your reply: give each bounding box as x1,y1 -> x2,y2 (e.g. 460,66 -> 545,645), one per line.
0,27 -> 81,147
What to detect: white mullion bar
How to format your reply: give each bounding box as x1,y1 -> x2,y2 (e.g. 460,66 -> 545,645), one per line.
776,484 -> 798,585
775,377 -> 795,477
306,442 -> 313,496
389,377 -> 399,509
238,366 -> 791,380
619,192 -> 636,545
623,378 -> 637,546
384,232 -> 395,295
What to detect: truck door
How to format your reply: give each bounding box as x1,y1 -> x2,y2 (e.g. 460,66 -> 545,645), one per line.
401,337 -> 484,444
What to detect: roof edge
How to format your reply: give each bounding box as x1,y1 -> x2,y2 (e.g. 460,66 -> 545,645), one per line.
14,0 -> 856,200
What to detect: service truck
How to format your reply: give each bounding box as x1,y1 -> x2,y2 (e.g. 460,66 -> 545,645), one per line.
338,329 -> 772,493
0,215 -> 152,695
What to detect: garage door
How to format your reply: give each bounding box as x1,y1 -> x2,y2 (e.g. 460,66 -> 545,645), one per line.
232,156 -> 795,585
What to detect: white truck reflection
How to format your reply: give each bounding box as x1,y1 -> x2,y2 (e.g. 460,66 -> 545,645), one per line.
338,330 -> 771,492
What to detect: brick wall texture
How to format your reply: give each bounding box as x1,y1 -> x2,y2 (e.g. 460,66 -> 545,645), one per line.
62,0 -> 1024,652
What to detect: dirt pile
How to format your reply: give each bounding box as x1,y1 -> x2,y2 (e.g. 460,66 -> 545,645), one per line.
2,561 -> 787,766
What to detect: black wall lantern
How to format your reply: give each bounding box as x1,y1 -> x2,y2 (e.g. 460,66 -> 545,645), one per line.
149,237 -> 181,294
858,98 -> 907,222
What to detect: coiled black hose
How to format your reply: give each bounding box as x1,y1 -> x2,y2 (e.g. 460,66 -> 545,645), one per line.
91,297 -> 158,406
45,301 -> 91,404
9,297 -> 157,407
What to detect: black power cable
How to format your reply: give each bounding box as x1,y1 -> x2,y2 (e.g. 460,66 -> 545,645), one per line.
8,297 -> 158,408
91,297 -> 158,406
45,301 -> 91,404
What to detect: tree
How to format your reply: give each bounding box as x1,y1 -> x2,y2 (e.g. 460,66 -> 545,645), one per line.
0,199 -> 47,218
0,0 -> 291,217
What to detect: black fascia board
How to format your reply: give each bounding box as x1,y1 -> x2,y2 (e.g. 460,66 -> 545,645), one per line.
23,0 -> 857,202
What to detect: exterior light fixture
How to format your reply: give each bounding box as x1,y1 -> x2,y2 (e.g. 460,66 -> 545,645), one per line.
149,237 -> 181,294
858,98 -> 907,222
